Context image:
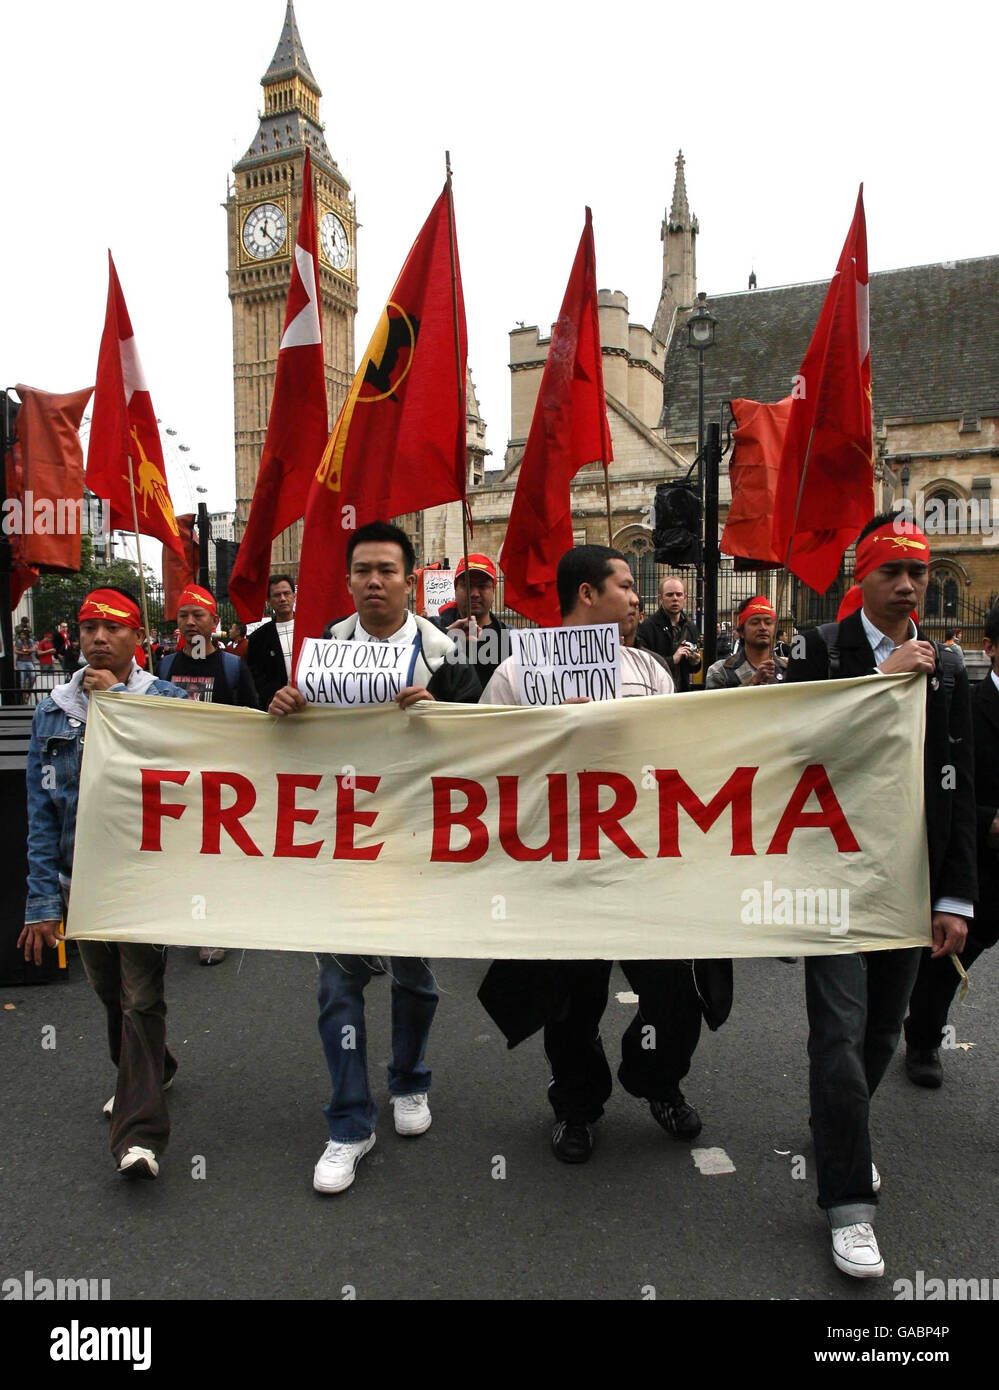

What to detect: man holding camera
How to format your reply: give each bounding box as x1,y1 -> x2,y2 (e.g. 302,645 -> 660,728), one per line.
636,577 -> 701,691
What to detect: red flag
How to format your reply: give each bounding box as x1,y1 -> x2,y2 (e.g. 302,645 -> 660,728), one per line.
229,150 -> 329,622
85,254 -> 185,560
12,384 -> 92,572
293,186 -> 467,659
772,187 -> 874,592
499,209 -> 612,627
721,396 -> 792,566
162,514 -> 199,620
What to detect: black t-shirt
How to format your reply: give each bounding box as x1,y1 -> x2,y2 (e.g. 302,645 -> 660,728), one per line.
162,650 -> 257,707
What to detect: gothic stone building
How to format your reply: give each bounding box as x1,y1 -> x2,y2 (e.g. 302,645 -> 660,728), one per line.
466,152 -> 999,630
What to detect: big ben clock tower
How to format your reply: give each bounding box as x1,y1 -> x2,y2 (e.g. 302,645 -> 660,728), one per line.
227,1 -> 356,571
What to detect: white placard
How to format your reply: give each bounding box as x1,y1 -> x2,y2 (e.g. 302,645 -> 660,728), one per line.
423,569 -> 455,616
512,623 -> 621,706
296,637 -> 418,706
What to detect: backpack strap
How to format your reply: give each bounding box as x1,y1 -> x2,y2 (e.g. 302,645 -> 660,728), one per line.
220,650 -> 241,693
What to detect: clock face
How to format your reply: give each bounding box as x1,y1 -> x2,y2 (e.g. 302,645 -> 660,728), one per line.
320,212 -> 350,270
242,203 -> 288,260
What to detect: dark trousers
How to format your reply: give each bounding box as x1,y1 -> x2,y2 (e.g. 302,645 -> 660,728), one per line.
805,947 -> 921,1224
77,939 -> 175,1163
545,960 -> 703,1123
904,932 -> 992,1049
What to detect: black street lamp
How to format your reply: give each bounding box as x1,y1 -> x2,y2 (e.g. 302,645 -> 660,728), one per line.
685,292 -> 717,653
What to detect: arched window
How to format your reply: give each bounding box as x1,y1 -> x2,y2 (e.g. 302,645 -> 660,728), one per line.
925,487 -> 965,537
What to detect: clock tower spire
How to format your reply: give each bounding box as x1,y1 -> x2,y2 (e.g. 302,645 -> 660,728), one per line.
227,1 -> 357,574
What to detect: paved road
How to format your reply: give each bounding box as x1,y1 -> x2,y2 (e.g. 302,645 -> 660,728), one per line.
2,945 -> 996,1303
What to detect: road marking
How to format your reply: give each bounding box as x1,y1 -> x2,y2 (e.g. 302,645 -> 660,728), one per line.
692,1146 -> 736,1176
615,991 -> 639,1004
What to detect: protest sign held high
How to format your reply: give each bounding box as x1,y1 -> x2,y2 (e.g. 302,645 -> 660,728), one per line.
68,674 -> 931,960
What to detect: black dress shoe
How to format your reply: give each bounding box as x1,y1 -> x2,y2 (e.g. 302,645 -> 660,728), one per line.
905,1045 -> 943,1088
649,1089 -> 702,1140
551,1120 -> 593,1163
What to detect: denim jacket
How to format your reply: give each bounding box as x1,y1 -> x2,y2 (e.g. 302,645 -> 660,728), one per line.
24,667 -> 187,923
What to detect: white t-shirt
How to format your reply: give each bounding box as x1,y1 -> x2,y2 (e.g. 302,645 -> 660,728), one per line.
275,619 -> 295,680
480,643 -> 674,704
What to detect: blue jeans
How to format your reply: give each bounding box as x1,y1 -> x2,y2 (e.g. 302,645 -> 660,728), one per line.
317,955 -> 438,1141
805,948 -> 922,1225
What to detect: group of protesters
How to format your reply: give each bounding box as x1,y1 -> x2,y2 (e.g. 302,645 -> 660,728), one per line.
17,512 -> 997,1284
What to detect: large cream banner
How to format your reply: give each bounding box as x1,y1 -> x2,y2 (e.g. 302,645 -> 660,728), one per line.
68,674 -> 931,958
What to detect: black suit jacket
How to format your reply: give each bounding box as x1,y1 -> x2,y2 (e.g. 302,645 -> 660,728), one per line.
786,611 -> 977,906
972,673 -> 999,940
246,620 -> 289,712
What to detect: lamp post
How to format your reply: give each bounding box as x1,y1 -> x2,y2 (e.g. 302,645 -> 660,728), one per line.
685,292 -> 717,644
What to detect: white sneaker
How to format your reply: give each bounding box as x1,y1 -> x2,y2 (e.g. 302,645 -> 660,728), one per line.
392,1093 -> 432,1136
831,1223 -> 885,1278
872,1162 -> 881,1193
313,1135 -> 375,1194
118,1147 -> 159,1180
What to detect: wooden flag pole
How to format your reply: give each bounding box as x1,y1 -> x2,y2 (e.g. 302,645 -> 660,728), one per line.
444,151 -> 475,638
125,454 -> 155,670
774,425 -> 816,625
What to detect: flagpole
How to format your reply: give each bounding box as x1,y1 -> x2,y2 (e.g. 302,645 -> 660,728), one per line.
589,205 -> 614,547
774,425 -> 816,625
445,151 -> 475,639
125,454 -> 155,670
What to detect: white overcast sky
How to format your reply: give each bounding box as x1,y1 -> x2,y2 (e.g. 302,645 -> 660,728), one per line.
3,0 -> 996,520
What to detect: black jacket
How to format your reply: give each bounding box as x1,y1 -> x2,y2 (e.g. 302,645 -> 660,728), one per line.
785,611 -> 977,905
433,606 -> 510,698
971,673 -> 999,942
636,609 -> 701,691
247,619 -> 290,712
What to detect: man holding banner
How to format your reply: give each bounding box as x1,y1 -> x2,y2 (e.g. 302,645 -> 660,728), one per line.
786,514 -> 976,1279
268,521 -> 479,1193
19,588 -> 188,1181
480,546 -> 725,1164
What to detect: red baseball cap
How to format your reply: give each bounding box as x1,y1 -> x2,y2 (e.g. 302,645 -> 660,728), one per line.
454,553 -> 497,582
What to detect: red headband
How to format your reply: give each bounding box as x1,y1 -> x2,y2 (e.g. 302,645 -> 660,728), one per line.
78,589 -> 141,630
738,596 -> 776,625
855,522 -> 930,582
176,584 -> 218,617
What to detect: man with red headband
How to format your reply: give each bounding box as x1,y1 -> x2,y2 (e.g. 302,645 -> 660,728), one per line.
786,514 -> 976,1279
159,583 -> 257,966
705,596 -> 786,688
19,587 -> 188,1181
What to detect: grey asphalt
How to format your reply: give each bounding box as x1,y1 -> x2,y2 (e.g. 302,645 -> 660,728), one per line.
2,945 -> 996,1302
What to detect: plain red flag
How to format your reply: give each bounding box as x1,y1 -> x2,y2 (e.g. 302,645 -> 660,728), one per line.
721,396 -> 792,566
85,253 -> 185,560
773,186 -> 874,593
12,384 -> 92,572
292,185 -> 467,662
500,208 -> 612,627
229,150 -> 329,622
